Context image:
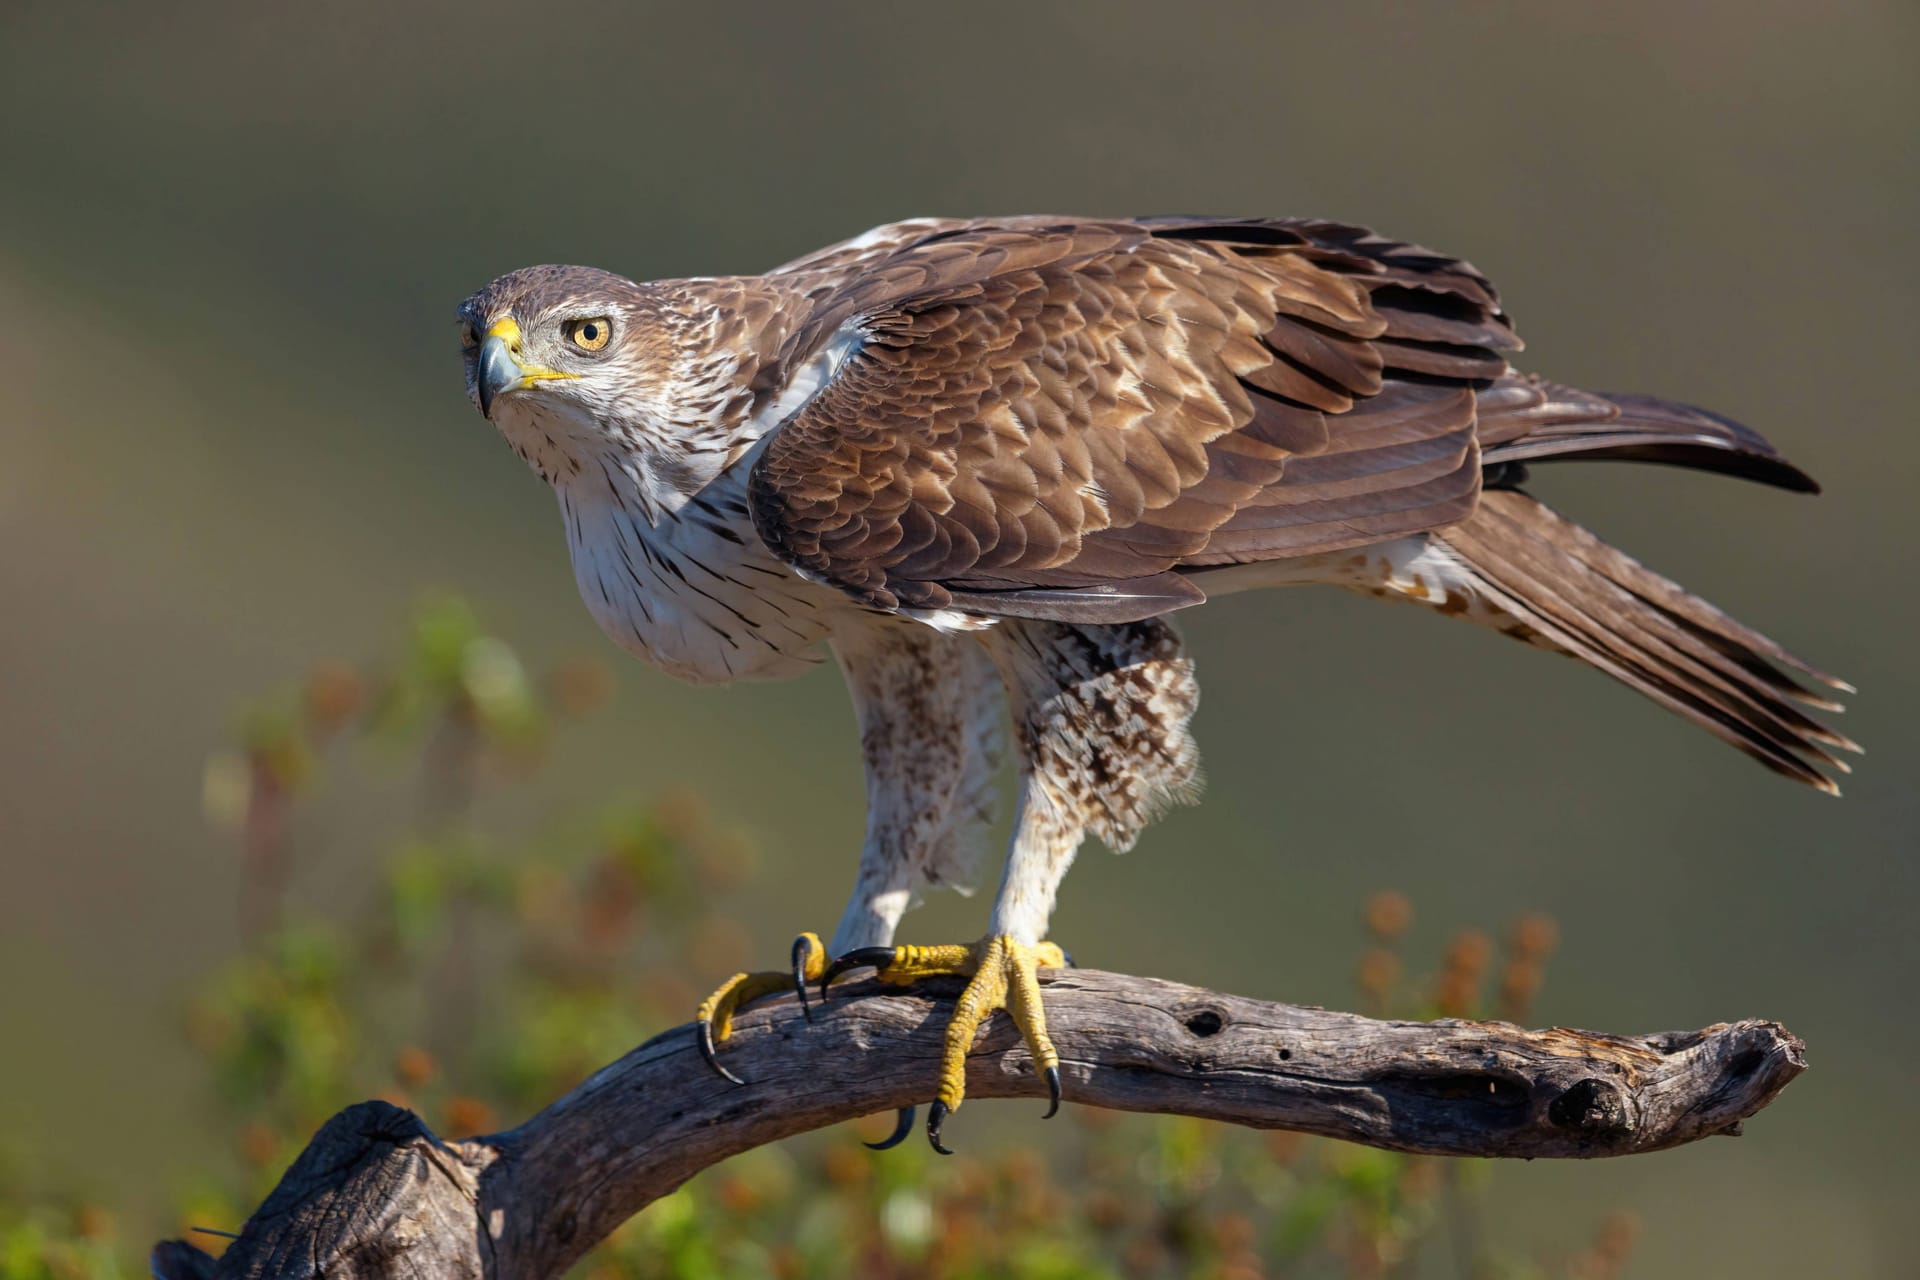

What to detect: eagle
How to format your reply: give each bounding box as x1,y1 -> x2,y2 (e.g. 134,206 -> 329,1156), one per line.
458,216 -> 1853,1152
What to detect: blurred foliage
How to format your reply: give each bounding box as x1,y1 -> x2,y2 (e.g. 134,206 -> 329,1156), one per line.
0,597 -> 1634,1279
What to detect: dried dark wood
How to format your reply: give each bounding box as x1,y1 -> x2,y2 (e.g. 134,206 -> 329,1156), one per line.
152,968 -> 1805,1279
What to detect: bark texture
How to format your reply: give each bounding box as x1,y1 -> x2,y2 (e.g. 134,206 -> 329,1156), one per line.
152,968 -> 1806,1279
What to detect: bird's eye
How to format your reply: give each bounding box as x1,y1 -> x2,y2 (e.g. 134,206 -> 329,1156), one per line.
459,322 -> 478,351
567,317 -> 612,352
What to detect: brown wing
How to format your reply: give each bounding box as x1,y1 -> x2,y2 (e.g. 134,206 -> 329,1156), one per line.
748,217 -> 1526,622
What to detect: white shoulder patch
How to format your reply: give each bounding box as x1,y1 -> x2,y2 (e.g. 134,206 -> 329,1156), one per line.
747,327 -> 863,439
836,219 -> 942,253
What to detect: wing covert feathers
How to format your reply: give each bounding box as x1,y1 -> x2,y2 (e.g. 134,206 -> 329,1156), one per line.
750,217 -> 1515,622
1434,491 -> 1855,793
746,215 -> 1824,631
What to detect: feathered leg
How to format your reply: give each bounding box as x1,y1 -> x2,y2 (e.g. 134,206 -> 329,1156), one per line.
825,618 -> 1201,1151
829,630 -> 1004,952
695,622 -> 1000,1143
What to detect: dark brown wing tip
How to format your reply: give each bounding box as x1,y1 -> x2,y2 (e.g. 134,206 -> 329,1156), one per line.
1734,455 -> 1821,495
1601,393 -> 1823,495
1726,456 -> 1821,495
1783,468 -> 1821,496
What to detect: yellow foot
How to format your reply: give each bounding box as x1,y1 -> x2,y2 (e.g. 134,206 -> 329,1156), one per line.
695,931 -> 828,1086
820,935 -> 1069,1153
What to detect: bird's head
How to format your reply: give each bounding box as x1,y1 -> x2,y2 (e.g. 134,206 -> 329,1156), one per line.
457,265 -> 685,487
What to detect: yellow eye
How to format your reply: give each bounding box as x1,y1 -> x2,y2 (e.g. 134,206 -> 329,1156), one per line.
567,317 -> 612,352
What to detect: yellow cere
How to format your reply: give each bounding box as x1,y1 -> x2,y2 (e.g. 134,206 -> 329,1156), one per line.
486,314 -> 578,384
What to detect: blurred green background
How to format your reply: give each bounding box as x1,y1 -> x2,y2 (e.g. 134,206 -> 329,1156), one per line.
0,1 -> 1913,1274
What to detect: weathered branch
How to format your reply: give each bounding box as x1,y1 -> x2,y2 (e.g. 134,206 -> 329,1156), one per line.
152,968 -> 1805,1279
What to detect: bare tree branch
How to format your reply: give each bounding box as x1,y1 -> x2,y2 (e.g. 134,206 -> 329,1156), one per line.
151,968 -> 1806,1279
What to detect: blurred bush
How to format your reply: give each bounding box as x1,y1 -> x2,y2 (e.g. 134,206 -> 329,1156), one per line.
0,596 -> 1629,1279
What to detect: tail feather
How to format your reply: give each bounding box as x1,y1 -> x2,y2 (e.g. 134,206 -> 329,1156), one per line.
1434,490 -> 1854,793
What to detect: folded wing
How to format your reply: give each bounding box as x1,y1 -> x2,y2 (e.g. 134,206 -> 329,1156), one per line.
747,218 -> 1808,624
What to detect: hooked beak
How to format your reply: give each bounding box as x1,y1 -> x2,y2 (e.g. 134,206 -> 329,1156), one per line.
477,333 -> 520,418
476,317 -> 577,418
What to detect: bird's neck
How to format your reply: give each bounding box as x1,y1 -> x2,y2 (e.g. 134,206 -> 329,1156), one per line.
565,437 -> 720,527
553,445 -> 832,685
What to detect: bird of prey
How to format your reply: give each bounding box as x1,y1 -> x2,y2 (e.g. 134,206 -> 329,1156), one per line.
458,216 -> 1853,1152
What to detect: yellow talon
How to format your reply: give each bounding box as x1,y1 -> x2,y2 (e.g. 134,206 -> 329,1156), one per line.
696,931 -> 827,1085
822,934 -> 1066,1152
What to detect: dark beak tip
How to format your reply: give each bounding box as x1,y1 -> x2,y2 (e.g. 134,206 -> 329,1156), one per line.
477,336 -> 521,419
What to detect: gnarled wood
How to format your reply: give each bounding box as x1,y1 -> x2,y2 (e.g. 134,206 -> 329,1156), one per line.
153,968 -> 1806,1279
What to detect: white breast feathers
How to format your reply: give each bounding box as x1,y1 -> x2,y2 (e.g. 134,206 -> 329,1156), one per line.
560,470 -> 843,684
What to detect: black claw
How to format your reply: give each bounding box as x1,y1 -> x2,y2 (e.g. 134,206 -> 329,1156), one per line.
1042,1065 -> 1062,1119
927,1100 -> 954,1155
864,1106 -> 916,1151
791,936 -> 816,1023
819,947 -> 899,1000
696,1019 -> 747,1086
1059,948 -> 1077,969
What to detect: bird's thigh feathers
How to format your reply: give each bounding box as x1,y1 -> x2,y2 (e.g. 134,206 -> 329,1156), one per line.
980,617 -> 1201,943
918,640 -> 1006,896
827,624 -> 1006,952
987,618 -> 1203,856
